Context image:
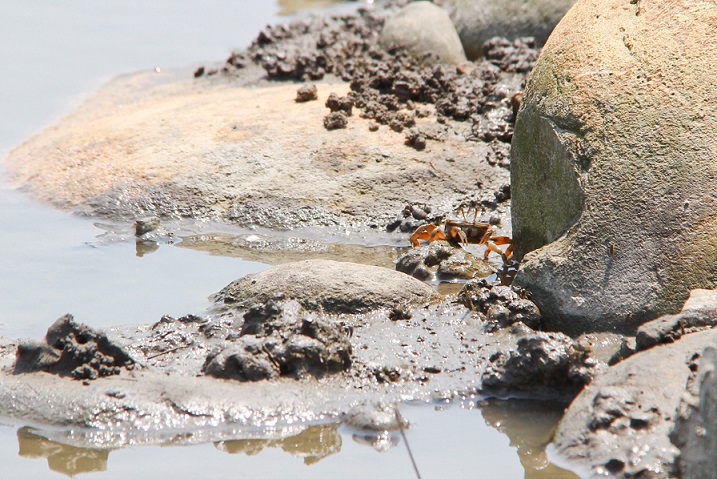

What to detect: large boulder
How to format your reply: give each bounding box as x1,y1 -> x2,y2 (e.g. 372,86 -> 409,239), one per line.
511,0 -> 717,335
436,0 -> 576,59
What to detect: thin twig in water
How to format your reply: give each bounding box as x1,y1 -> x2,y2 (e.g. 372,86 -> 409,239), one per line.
146,344 -> 192,360
262,345 -> 282,370
395,409 -> 422,479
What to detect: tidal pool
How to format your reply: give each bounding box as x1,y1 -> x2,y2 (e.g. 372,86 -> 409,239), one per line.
0,2 -> 578,477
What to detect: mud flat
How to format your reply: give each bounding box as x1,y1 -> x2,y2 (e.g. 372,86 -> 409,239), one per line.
1,264 -> 601,451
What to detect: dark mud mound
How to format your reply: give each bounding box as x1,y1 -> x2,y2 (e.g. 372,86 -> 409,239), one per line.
203,297 -> 352,381
396,241 -> 492,281
215,2 -> 539,156
480,324 -> 601,402
14,314 -> 135,380
459,279 -> 541,330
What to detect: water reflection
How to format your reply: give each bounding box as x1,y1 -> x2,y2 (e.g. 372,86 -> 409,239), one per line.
278,0 -> 351,15
216,424 -> 341,465
17,427 -> 110,476
178,231 -> 403,269
478,399 -> 579,479
15,401 -> 579,478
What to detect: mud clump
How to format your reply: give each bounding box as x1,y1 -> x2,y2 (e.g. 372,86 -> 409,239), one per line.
404,128 -> 426,150
295,83 -> 318,102
325,92 -> 354,115
323,111 -> 349,130
218,3 -> 539,153
481,324 -> 601,402
396,241 -> 492,281
459,279 -> 541,330
386,203 -> 431,234
14,314 -> 135,380
481,37 -> 537,74
203,297 -> 352,381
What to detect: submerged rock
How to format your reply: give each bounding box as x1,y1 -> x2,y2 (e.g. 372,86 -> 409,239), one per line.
511,0 -> 717,335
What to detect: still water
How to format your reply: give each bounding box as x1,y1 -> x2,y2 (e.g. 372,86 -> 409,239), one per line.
0,2 -> 577,477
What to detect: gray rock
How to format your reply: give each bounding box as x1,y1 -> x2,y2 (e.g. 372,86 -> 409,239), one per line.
511,0 -> 717,335
672,344 -> 717,479
436,0 -> 576,59
213,259 -> 439,314
554,329 -> 717,478
379,1 -> 467,65
636,289 -> 717,352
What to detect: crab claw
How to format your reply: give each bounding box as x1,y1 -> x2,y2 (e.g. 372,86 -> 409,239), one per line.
410,224 -> 446,247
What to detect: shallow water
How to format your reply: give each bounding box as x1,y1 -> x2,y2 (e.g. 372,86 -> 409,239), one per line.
0,2 -> 578,477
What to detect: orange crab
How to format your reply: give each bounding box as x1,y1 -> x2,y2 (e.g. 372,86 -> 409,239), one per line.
410,211 -> 513,262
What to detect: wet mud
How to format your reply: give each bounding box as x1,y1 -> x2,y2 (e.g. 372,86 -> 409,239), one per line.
14,314 -> 135,380
0,275 -> 604,452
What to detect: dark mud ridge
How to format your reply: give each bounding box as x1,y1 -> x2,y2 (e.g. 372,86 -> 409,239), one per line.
0,265 -> 605,450
205,0 -> 536,147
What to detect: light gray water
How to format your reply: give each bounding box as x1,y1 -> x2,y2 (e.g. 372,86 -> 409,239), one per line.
0,2 -> 576,477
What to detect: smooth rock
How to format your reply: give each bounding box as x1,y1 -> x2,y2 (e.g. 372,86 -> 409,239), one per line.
213,259 -> 439,314
511,0 -> 717,334
379,1 -> 467,65
436,0 -> 576,59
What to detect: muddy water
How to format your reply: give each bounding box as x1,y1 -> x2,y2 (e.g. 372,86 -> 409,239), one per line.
0,2 -> 577,478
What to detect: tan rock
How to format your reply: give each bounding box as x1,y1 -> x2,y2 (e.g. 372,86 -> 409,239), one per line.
6,67 -> 507,230
511,0 -> 717,334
